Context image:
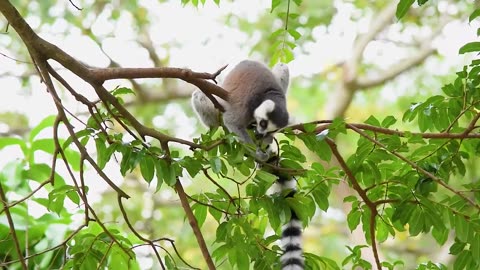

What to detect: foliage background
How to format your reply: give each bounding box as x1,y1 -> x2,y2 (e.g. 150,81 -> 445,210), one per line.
0,0 -> 479,269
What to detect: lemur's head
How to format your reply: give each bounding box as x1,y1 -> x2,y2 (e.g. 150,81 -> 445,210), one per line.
253,99 -> 289,139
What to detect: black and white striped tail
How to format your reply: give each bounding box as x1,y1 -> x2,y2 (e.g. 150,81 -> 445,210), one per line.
276,176 -> 304,270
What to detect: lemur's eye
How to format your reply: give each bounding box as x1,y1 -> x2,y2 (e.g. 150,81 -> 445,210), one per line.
259,119 -> 268,129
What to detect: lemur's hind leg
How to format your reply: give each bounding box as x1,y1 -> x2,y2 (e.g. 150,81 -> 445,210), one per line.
191,89 -> 223,128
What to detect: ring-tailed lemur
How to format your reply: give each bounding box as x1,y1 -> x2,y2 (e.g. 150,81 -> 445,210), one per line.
191,60 -> 304,269
191,60 -> 289,160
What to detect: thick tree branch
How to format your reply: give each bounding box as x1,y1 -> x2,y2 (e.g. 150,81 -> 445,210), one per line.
345,2 -> 397,84
355,14 -> 454,89
355,45 -> 436,89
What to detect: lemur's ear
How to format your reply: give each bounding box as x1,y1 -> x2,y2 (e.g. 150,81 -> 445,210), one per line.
272,62 -> 290,94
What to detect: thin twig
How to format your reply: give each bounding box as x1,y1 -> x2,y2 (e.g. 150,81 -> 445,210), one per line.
288,120 -> 480,139
117,196 -> 167,270
0,224 -> 87,267
0,183 -> 28,270
68,0 -> 82,10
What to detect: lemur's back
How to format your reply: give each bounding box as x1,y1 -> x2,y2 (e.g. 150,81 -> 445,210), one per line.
222,60 -> 284,127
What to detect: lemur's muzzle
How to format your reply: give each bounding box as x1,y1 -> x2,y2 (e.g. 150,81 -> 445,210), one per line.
254,129 -> 278,140
254,131 -> 266,140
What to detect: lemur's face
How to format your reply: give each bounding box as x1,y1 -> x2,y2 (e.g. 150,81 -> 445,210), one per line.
253,100 -> 280,138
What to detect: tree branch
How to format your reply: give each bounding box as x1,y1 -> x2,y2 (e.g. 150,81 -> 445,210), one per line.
356,45 -> 435,89
0,182 -> 27,270
175,178 -> 216,270
325,138 -> 381,270
345,2 -> 398,84
0,0 -> 228,106
288,120 -> 480,139
117,196 -> 167,270
355,14 -> 454,89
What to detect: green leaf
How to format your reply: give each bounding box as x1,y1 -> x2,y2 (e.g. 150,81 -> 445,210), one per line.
311,184 -> 329,211
281,144 -> 306,162
48,191 -> 66,215
287,29 -> 301,40
139,155 -> 155,183
209,157 -> 222,174
442,83 -> 461,97
471,233 -> 480,263
192,203 -> 207,228
288,13 -> 300,19
347,210 -> 361,231
112,87 -> 135,96
95,138 -> 107,169
269,29 -> 284,40
432,227 -> 449,245
29,115 -> 56,142
66,188 -> 81,205
417,0 -> 428,5
271,0 -> 281,12
236,247 -> 249,270
0,137 -> 27,155
99,142 -> 118,170
365,115 -> 381,126
24,163 -> 49,182
381,116 -> 397,128
418,110 -> 430,132
455,214 -> 470,243
376,219 -> 389,243
255,170 -> 278,185
454,250 -> 472,270
396,0 -> 415,19
120,147 -> 132,176
469,9 -> 480,22
31,138 -> 55,155
282,47 -> 294,63
459,42 -> 480,54
292,0 -> 302,6
450,241 -> 466,255
302,123 -> 317,133
63,129 -> 93,149
212,244 -> 231,261
408,208 -> 425,236
180,156 -> 203,177
164,162 -> 177,186
155,159 -> 166,190
299,133 -> 331,161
